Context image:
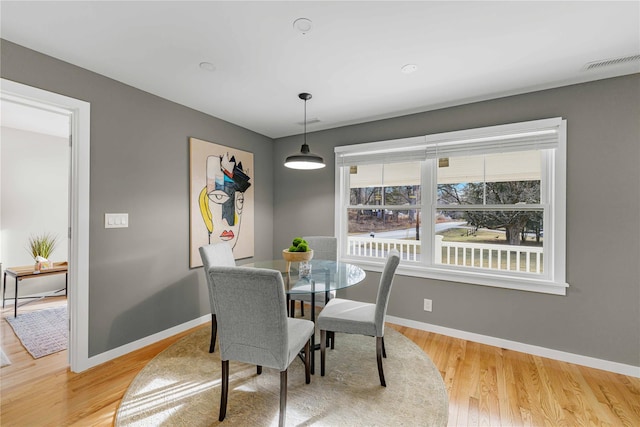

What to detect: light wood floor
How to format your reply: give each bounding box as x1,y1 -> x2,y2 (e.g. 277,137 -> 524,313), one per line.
1,298 -> 639,426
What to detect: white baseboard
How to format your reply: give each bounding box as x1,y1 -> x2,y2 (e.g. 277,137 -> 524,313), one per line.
386,315 -> 640,378
80,312 -> 639,379
83,314 -> 211,370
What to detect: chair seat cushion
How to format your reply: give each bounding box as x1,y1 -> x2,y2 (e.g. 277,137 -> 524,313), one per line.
286,317 -> 315,366
316,298 -> 378,336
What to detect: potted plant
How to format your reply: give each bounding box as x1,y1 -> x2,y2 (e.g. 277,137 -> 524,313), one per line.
282,237 -> 313,272
26,233 -> 58,270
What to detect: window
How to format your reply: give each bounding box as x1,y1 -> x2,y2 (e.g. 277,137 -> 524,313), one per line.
335,118 -> 567,295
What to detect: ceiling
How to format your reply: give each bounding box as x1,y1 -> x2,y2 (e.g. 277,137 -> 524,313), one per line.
1,1 -> 639,139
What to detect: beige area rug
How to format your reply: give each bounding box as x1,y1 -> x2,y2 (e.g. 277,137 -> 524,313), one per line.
115,326 -> 448,426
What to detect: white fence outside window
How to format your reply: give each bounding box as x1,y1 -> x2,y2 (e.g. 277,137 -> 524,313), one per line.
347,235 -> 543,274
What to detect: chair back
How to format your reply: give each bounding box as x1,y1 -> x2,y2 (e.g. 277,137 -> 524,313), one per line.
199,242 -> 236,315
374,249 -> 400,334
303,236 -> 337,261
208,266 -> 290,370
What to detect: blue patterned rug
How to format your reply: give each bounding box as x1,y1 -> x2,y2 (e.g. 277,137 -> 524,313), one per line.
5,306 -> 68,358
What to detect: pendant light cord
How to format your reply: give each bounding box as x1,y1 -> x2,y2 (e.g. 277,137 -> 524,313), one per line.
303,97 -> 307,145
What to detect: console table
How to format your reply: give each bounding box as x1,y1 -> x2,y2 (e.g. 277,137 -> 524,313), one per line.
3,262 -> 68,317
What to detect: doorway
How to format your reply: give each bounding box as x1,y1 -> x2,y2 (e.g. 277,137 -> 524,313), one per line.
1,79 -> 90,372
1,99 -> 70,299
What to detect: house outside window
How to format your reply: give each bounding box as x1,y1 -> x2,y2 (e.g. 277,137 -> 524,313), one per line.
335,118 -> 567,295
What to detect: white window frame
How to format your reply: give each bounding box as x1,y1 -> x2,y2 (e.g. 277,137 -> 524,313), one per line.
335,118 -> 568,295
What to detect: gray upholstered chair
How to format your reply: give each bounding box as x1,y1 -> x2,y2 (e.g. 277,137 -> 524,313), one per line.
207,266 -> 315,427
317,249 -> 400,387
199,242 -> 236,353
290,236 -> 337,318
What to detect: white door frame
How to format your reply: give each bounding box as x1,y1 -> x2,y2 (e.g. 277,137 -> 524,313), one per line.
1,78 -> 90,372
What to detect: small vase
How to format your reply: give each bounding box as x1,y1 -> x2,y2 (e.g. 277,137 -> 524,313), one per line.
299,261 -> 312,279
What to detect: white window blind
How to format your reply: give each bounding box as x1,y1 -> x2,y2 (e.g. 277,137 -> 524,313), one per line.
425,117 -> 561,158
335,117 -> 562,163
335,136 -> 427,166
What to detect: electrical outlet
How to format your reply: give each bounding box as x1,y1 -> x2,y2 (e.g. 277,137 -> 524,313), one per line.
423,298 -> 432,312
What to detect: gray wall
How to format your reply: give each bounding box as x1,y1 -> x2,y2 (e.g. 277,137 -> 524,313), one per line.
3,39 -> 638,368
274,74 -> 640,367
1,40 -> 275,356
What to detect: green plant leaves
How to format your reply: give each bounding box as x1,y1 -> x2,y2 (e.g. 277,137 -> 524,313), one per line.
289,237 -> 309,252
26,233 -> 58,260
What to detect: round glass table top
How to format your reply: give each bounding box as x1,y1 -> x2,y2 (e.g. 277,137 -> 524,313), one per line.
243,259 -> 366,295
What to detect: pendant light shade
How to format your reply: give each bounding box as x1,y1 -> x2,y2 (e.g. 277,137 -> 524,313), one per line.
284,93 -> 326,170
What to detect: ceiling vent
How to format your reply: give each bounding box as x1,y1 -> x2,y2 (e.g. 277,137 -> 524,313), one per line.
297,117 -> 321,126
583,54 -> 640,71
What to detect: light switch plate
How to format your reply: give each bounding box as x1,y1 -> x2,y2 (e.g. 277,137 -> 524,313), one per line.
105,213 -> 128,228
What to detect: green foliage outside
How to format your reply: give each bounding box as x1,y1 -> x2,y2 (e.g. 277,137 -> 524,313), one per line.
438,180 -> 543,245
437,227 -> 542,246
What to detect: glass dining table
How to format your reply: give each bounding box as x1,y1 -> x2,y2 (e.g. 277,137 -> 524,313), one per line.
243,259 -> 366,373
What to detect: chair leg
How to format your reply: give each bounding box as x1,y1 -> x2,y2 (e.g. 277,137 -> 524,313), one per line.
330,331 -> 335,349
381,336 -> 386,358
320,330 -> 326,376
300,301 -> 304,317
209,314 -> 217,353
376,336 -> 386,387
257,365 -> 262,375
304,339 -> 311,384
220,360 -> 229,421
279,369 -> 287,427
289,299 -> 295,318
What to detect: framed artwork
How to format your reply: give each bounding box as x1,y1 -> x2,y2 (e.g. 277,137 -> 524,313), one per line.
189,137 -> 254,267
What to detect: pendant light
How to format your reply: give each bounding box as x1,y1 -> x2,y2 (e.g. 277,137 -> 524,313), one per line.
284,93 -> 326,170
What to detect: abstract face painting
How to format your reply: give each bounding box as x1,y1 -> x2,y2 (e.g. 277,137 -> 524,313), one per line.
190,138 -> 254,267
200,154 -> 251,248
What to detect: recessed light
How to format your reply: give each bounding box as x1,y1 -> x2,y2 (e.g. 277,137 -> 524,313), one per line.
401,64 -> 418,74
199,62 -> 216,72
293,18 -> 312,34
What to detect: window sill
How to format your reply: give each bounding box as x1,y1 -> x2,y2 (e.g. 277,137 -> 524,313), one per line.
342,257 -> 568,295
